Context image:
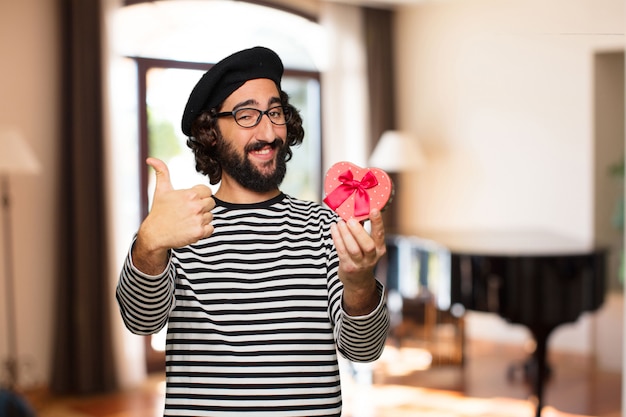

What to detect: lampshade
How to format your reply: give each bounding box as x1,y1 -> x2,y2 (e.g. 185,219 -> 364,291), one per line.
369,130 -> 425,173
0,128 -> 40,174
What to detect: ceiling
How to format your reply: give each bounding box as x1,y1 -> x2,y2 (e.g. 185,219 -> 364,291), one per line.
322,0 -> 427,7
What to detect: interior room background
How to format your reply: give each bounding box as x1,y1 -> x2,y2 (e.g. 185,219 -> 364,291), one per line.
0,0 -> 624,408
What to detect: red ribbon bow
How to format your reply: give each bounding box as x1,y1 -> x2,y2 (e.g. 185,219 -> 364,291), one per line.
323,170 -> 379,217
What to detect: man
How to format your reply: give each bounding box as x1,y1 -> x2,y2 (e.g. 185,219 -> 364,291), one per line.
116,46 -> 389,417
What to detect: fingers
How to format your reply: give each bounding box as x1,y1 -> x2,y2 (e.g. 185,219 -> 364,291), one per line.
147,158 -> 214,201
344,210 -> 385,253
334,219 -> 363,254
191,184 -> 214,201
142,157 -> 216,248
147,157 -> 173,194
368,209 -> 386,246
331,219 -> 372,265
331,209 -> 387,266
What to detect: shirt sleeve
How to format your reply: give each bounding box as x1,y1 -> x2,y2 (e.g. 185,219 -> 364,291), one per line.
335,279 -> 390,362
325,226 -> 390,363
115,238 -> 176,335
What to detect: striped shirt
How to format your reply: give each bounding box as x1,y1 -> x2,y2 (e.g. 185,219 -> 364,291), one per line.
116,193 -> 389,417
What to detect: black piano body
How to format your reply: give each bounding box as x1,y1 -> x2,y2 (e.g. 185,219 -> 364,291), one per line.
383,231 -> 607,416
449,245 -> 605,333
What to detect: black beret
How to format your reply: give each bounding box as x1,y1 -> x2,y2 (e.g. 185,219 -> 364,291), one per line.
181,46 -> 284,136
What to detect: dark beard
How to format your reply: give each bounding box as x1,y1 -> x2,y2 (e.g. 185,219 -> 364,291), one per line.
216,138 -> 287,193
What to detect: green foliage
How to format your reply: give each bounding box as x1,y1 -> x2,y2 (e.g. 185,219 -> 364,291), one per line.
148,107 -> 182,161
609,159 -> 624,178
609,159 -> 624,231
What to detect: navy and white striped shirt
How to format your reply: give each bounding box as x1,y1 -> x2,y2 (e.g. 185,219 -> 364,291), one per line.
117,193 -> 389,416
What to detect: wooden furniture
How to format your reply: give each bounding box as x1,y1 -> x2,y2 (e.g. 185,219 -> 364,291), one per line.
379,235 -> 465,366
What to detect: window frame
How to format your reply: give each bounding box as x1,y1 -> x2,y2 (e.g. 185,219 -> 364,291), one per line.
132,56 -> 323,372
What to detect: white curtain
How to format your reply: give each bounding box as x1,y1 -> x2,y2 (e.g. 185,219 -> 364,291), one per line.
319,3 -> 370,171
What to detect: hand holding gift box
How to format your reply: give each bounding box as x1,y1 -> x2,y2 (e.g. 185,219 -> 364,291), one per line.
323,161 -> 394,222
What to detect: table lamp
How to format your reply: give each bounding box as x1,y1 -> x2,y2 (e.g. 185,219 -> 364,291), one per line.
369,130 -> 425,232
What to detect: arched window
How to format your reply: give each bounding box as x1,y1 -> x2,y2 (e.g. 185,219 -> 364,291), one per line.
108,0 -> 326,372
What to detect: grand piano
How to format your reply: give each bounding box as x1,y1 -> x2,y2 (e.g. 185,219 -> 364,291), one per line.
382,231 -> 607,417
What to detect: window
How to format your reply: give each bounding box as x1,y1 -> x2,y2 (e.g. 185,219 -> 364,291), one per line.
137,60 -> 322,219
110,0 -> 325,373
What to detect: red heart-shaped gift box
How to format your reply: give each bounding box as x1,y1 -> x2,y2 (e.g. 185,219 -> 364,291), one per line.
323,161 -> 394,222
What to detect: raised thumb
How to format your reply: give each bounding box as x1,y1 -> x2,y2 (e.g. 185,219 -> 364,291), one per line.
147,157 -> 173,193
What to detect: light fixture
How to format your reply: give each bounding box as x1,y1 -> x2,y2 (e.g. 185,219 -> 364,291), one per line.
0,127 -> 40,392
368,130 -> 425,233
369,130 -> 425,173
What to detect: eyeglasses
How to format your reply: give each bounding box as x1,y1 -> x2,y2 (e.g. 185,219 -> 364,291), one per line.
215,105 -> 291,128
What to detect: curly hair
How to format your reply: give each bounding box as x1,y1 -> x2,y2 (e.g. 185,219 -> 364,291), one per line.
187,90 -> 305,185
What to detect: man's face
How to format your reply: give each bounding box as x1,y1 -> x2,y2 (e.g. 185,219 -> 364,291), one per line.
216,78 -> 288,193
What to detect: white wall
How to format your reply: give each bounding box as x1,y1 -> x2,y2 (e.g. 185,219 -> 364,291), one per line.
0,0 -> 60,388
1,0 -> 623,392
394,0 -> 624,356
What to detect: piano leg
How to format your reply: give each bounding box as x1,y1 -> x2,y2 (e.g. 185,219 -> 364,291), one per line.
528,326 -> 555,417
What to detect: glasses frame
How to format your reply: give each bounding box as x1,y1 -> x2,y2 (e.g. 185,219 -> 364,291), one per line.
215,105 -> 291,128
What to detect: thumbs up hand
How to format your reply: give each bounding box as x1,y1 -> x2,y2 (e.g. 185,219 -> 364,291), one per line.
132,157 -> 215,275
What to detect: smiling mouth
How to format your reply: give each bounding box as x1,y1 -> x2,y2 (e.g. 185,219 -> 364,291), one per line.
247,139 -> 282,155
252,146 -> 272,156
